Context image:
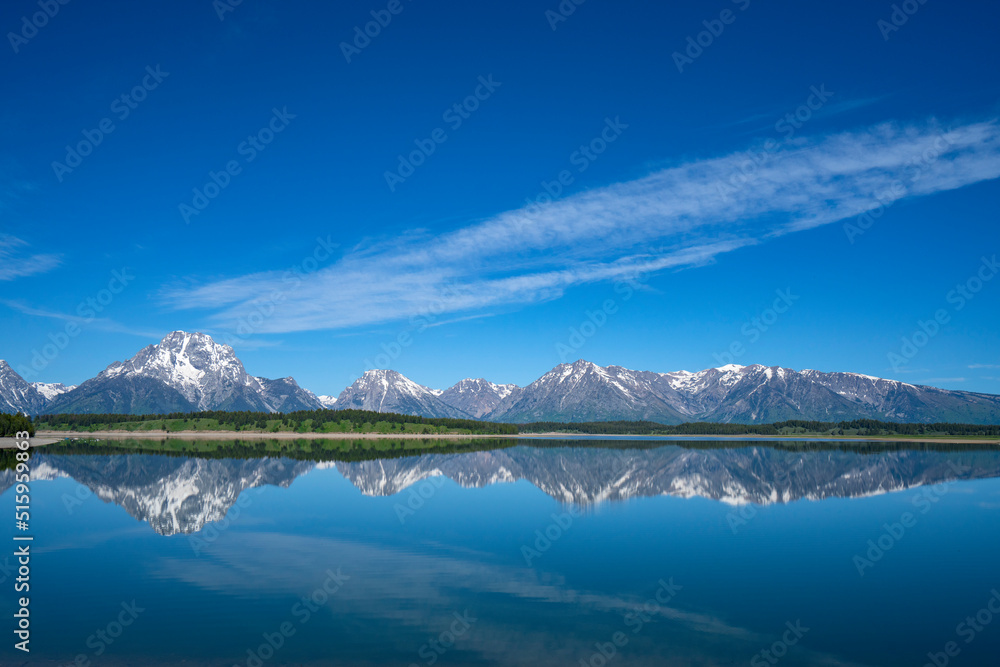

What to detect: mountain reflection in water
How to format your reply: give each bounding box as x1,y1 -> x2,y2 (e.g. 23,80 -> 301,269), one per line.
4,438 -> 997,535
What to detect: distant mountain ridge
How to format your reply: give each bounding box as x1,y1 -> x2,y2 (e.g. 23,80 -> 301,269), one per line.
4,331 -> 1000,424
477,360 -> 1000,425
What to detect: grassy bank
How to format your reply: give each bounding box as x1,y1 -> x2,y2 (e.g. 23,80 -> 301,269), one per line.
26,411 -> 1000,440
36,408 -> 517,436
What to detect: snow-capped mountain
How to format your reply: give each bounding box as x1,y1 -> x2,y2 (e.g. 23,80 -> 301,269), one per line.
45,331 -> 323,415
438,378 -> 518,418
481,360 -> 1000,424
256,377 -> 325,413
484,360 -> 689,424
0,360 -> 48,415
336,369 -> 471,419
31,382 -> 76,402
5,333 -> 1000,423
3,445 -> 995,535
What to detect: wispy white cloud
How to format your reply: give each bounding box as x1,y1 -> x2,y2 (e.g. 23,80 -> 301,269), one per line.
725,94 -> 885,136
969,364 -> 1000,369
0,299 -> 160,338
164,117 -> 1000,334
0,235 -> 61,280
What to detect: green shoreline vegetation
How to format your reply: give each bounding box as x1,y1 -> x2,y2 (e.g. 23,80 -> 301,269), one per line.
0,412 -> 34,437
518,419 -> 1000,439
27,410 -> 1000,439
2,435 -> 995,473
35,409 -> 518,436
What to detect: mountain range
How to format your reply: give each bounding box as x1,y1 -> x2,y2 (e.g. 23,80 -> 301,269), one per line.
3,330 -> 1000,424
1,445 -> 993,535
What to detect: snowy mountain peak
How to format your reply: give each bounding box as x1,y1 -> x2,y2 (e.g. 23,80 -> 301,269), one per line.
103,330 -> 254,410
439,378 -> 520,419
446,378 -> 517,398
714,364 -> 746,373
31,382 -> 76,401
356,369 -> 432,397
544,359 -> 603,382
337,369 -> 470,419
45,330 -> 322,415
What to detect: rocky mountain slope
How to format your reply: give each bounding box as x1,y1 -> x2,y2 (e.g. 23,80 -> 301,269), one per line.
335,369 -> 471,419
44,331 -> 322,415
437,378 -> 517,418
0,360 -> 49,415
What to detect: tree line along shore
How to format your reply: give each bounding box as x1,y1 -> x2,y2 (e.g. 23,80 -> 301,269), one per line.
3,409 -> 998,439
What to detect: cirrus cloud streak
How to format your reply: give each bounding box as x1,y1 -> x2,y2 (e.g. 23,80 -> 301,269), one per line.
165,117 -> 1000,334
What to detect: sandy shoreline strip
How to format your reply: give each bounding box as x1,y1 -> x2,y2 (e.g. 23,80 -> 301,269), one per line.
14,430 -> 998,446
0,436 -> 63,449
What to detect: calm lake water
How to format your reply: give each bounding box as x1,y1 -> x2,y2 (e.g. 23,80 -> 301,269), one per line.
3,438 -> 1000,666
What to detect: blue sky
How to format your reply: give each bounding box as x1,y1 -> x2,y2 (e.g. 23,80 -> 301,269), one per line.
1,0 -> 999,396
